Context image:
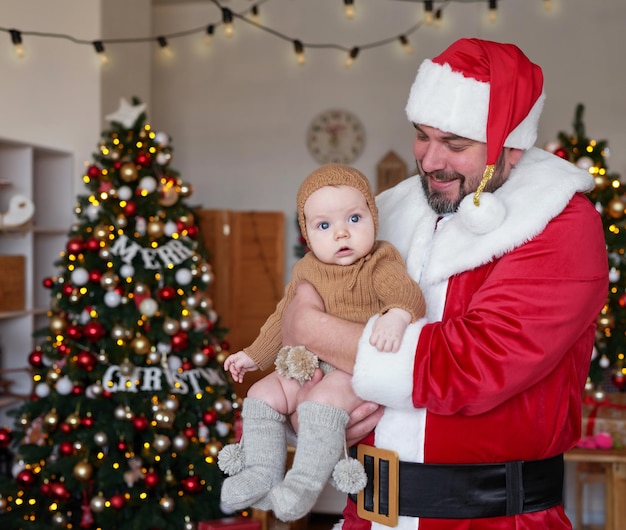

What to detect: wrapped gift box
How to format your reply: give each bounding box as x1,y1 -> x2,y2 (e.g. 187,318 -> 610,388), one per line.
198,517 -> 262,530
580,392 -> 626,449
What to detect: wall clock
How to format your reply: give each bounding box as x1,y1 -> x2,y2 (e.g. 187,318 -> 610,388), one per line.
306,109 -> 366,164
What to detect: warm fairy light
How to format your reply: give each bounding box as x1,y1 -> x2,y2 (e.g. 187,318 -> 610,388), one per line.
10,29 -> 25,58
293,39 -> 305,65
488,0 -> 498,22
93,40 -> 109,64
157,36 -> 173,58
398,35 -> 412,54
543,0 -> 552,11
222,8 -> 234,37
344,0 -> 355,19
345,47 -> 359,68
423,0 -> 434,24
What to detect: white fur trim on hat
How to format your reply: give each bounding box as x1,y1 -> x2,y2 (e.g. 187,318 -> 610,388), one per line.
405,59 -> 545,150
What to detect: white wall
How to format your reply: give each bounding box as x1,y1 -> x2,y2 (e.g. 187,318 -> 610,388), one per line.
0,0 -> 103,186
149,0 -> 626,277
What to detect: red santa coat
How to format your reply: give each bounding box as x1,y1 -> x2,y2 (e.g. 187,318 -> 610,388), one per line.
344,148 -> 609,530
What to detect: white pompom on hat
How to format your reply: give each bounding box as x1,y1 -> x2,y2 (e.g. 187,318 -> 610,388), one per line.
405,38 -> 546,233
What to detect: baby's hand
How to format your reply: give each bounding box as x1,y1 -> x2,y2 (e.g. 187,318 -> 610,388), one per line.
370,308 -> 412,353
224,351 -> 258,383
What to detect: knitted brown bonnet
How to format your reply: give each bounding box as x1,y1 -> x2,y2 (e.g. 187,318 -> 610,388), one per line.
297,164 -> 379,249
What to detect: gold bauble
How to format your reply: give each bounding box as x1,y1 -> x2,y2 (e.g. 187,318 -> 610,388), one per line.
598,312 -> 615,329
204,440 -> 223,457
153,434 -> 171,453
46,369 -> 61,385
0,495 -> 8,512
160,495 -> 176,513
179,182 -> 193,198
179,213 -> 194,226
90,493 -> 106,513
100,270 -> 119,290
73,460 -> 94,481
66,412 -> 81,429
160,188 -> 179,207
51,511 -> 67,526
607,197 -> 626,219
147,220 -> 165,239
154,409 -> 175,429
120,163 -> 139,183
43,409 -> 60,431
594,174 -> 609,191
117,215 -> 128,229
49,315 -> 67,333
132,335 -> 151,355
93,223 -> 110,241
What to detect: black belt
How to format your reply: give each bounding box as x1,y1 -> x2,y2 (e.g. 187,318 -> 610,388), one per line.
349,446 -> 563,521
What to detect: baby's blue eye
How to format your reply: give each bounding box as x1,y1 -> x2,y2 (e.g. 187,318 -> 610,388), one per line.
349,214 -> 360,223
319,221 -> 329,230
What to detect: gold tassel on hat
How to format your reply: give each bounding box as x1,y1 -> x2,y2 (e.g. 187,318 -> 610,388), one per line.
473,164 -> 495,207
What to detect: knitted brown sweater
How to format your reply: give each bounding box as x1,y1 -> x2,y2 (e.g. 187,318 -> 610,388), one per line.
244,240 -> 426,370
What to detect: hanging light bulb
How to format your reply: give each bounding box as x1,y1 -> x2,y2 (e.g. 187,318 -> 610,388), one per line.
251,5 -> 260,24
344,0 -> 355,19
9,29 -> 25,58
434,8 -> 443,28
92,41 -> 109,65
157,36 -> 172,58
423,1 -> 434,25
488,0 -> 498,23
345,47 -> 359,68
543,0 -> 553,11
398,35 -> 412,54
222,8 -> 234,37
293,40 -> 305,65
205,25 -> 215,45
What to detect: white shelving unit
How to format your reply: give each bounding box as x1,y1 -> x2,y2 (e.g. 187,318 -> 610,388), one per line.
0,138 -> 74,425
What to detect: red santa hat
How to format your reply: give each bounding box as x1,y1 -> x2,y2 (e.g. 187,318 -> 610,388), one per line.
405,39 -> 545,232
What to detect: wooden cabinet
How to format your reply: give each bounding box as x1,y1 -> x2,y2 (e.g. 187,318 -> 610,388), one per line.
0,139 -> 74,420
195,209 -> 285,396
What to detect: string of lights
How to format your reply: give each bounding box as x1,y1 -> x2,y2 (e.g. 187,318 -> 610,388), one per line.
1,0 -> 555,66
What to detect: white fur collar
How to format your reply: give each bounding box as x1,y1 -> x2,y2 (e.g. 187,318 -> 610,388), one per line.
376,147 -> 594,286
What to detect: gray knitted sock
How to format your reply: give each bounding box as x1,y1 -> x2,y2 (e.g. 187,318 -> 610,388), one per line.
220,398 -> 287,511
268,401 -> 349,522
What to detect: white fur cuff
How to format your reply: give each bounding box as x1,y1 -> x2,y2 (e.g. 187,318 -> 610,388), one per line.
351,316 -> 425,409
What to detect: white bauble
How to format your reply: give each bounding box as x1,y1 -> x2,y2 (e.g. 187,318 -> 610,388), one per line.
175,268 -> 193,285
117,185 -> 133,201
139,176 -> 158,193
71,268 -> 89,286
104,291 -> 122,308
56,376 -> 73,395
35,382 -> 50,398
120,264 -> 135,278
139,298 -> 159,317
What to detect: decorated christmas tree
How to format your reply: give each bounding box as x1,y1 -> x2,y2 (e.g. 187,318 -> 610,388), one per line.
0,98 -> 239,529
546,104 -> 625,391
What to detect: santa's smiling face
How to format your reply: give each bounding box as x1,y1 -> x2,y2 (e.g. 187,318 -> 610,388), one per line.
413,124 -> 522,215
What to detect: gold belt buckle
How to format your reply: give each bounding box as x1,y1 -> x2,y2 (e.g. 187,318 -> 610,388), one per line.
356,445 -> 399,527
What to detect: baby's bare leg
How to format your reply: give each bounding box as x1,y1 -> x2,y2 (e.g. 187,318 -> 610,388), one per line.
304,369 -> 364,413
248,370 -> 304,416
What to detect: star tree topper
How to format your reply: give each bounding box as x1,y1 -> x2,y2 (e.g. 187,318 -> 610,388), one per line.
105,98 -> 147,128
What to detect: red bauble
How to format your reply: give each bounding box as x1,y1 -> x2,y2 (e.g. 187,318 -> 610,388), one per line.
133,416 -> 149,431
117,440 -> 128,452
57,343 -> 70,356
66,325 -> 83,341
87,164 -> 102,179
81,416 -> 94,428
0,427 -> 12,449
60,423 -> 72,435
76,351 -> 97,371
159,286 -> 177,301
61,284 -> 74,297
16,468 -> 37,488
43,277 -> 54,289
88,269 -> 103,283
59,440 -> 74,456
40,481 -> 51,496
84,321 -> 106,343
66,237 -> 84,254
171,331 -> 189,352
176,220 -> 186,232
144,471 -> 160,489
72,384 -> 85,396
123,201 -> 137,216
187,225 -> 199,238
612,371 -> 626,391
109,493 -> 126,510
220,340 -> 230,351
202,345 -> 216,357
182,361 -> 193,371
554,147 -> 570,161
50,481 -> 70,500
203,410 -> 218,425
135,152 -> 152,167
114,161 -> 122,170
85,238 -> 101,253
28,350 -> 44,368
183,425 -> 197,439
181,475 -> 203,494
